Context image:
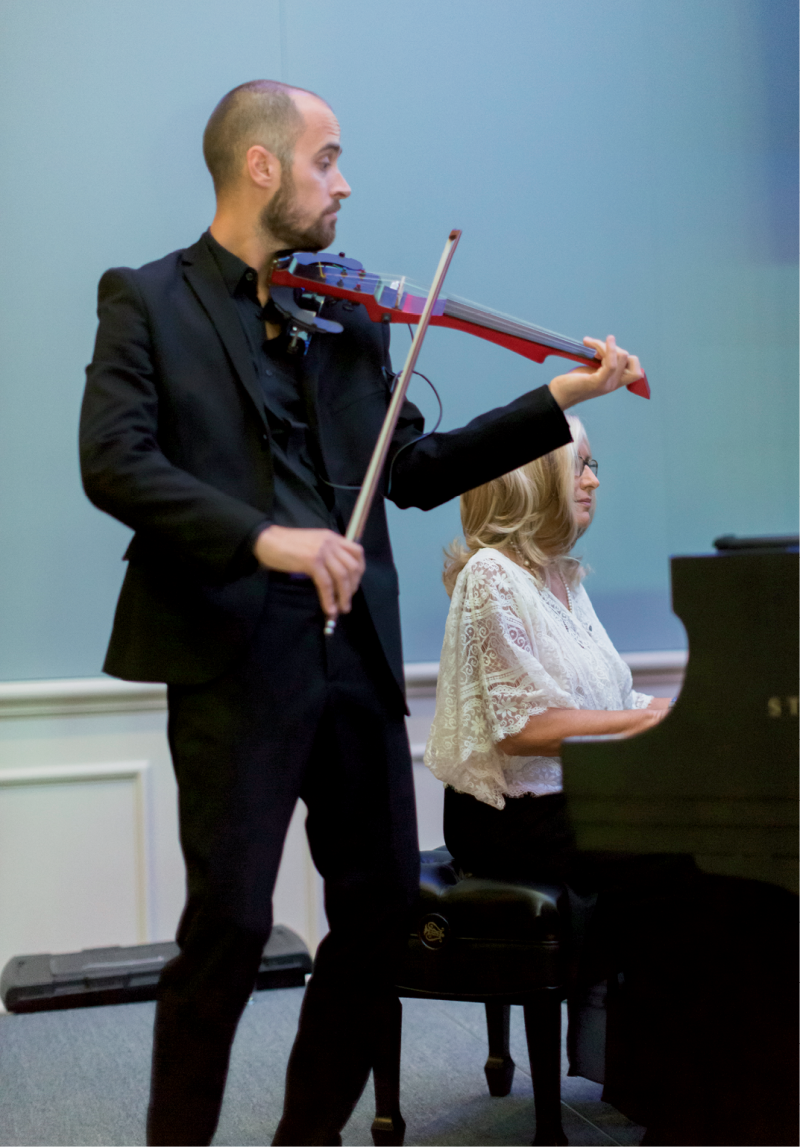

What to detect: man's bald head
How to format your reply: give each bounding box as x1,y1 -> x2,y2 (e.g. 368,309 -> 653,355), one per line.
203,80 -> 329,196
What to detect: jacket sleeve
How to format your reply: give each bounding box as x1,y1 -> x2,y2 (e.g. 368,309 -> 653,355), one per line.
382,324 -> 573,511
79,268 -> 268,580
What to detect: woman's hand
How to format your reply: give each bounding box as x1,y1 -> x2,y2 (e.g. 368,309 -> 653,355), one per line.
500,705 -> 669,757
548,335 -> 644,410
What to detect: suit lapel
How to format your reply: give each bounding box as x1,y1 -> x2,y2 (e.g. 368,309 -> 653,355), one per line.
181,238 -> 269,430
298,337 -> 323,453
298,336 -> 342,522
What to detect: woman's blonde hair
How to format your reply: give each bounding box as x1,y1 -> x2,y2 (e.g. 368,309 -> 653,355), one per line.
442,414 -> 588,596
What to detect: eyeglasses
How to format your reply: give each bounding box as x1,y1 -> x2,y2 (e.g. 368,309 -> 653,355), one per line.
575,455 -> 599,477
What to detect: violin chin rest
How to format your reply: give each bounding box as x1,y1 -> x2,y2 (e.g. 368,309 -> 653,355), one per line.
270,286 -> 343,335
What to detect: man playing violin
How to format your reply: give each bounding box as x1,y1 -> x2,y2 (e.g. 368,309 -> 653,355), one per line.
80,79 -> 646,1146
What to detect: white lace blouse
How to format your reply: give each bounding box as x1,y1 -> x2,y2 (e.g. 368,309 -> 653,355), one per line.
424,548 -> 653,809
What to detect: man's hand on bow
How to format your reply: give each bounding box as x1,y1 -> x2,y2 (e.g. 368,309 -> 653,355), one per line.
253,525 -> 365,624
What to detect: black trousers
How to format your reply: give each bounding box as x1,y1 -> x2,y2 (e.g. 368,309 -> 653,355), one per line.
444,786 -> 798,1146
443,785 -> 576,883
147,579 -> 420,1147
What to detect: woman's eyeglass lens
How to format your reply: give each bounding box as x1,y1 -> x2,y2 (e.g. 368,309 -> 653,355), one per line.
575,456 -> 599,476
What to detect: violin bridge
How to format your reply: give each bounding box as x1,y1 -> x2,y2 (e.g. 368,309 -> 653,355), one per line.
384,276 -> 406,313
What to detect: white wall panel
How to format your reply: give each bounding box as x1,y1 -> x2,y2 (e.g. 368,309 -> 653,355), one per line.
0,761 -> 151,978
0,658 -> 684,1009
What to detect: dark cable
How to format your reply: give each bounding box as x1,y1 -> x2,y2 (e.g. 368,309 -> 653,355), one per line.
385,367 -> 442,498
321,324 -> 444,496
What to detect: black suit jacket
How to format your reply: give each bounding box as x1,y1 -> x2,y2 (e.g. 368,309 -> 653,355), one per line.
80,234 -> 571,700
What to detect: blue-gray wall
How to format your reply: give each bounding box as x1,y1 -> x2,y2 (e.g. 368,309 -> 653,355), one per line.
0,0 -> 796,679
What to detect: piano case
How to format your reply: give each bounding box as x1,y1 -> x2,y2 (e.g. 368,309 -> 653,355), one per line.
562,535 -> 799,893
0,924 -> 312,1014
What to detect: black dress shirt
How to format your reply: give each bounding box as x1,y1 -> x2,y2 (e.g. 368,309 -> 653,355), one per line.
203,231 -> 336,533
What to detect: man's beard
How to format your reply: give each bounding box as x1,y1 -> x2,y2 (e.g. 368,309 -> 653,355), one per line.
259,172 -> 338,252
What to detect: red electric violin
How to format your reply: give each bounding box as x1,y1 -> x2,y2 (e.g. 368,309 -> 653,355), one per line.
270,244 -> 650,399
272,229 -> 649,636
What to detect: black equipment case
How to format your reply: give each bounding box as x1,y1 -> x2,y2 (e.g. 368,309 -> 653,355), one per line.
0,924 -> 312,1013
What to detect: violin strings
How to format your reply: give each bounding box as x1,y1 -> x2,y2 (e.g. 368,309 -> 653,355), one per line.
375,272 -> 592,358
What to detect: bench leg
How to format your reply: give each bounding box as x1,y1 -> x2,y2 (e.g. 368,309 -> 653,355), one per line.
371,995 -> 406,1147
523,994 -> 567,1146
484,1002 -> 516,1096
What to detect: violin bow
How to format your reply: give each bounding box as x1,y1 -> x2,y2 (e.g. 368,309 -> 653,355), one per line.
323,228 -> 462,636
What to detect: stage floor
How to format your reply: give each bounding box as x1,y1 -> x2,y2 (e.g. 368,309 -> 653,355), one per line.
0,988 -> 644,1145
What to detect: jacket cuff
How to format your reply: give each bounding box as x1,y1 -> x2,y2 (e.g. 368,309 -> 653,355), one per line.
231,519 -> 271,578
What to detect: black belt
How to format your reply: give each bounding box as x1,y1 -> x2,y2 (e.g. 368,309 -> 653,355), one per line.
269,570 -> 313,586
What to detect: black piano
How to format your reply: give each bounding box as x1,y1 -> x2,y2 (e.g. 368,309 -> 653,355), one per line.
562,535 -> 799,893
561,535 -> 798,1145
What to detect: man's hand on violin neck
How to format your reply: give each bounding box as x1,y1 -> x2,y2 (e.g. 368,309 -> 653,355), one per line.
253,525 -> 365,623
547,334 -> 644,410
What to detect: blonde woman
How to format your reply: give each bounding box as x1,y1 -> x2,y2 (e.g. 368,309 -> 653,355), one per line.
425,414 -> 669,881
425,421 -> 797,1145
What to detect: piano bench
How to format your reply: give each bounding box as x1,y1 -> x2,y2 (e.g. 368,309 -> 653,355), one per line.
371,848 -> 569,1146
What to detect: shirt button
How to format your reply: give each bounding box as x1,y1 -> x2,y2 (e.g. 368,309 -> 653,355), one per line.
264,368 -> 273,376
245,271 -> 255,281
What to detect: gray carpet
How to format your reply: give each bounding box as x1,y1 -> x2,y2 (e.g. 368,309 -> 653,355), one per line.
0,989 -> 644,1146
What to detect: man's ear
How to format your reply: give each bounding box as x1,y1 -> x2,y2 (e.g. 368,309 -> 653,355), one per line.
246,144 -> 281,191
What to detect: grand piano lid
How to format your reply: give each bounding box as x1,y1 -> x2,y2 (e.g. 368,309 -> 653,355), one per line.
714,533 -> 799,554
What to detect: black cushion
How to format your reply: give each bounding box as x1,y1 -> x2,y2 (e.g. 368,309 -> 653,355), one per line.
396,850 -> 566,999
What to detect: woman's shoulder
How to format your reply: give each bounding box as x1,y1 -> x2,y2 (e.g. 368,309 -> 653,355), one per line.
456,547 -> 539,605
461,547 -> 519,583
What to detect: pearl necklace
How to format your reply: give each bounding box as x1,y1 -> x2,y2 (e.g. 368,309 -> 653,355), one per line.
512,544 -> 572,612
554,568 -> 573,612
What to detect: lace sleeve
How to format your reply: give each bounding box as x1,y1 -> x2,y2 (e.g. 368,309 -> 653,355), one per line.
460,555 -> 578,740
424,552 -> 577,806
630,690 -> 655,709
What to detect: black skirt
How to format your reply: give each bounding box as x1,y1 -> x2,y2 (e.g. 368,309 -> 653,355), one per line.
443,784 -> 575,883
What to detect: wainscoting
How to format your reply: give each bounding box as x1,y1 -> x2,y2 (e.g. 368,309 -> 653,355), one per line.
0,655 -> 685,1006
